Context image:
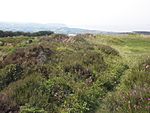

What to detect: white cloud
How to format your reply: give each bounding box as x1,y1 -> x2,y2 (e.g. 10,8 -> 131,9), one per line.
0,0 -> 150,31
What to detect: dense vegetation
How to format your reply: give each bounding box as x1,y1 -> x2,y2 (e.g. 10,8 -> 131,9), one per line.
0,33 -> 149,113
0,30 -> 54,37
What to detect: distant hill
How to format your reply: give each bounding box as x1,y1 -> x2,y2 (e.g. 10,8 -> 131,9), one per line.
1,22 -> 149,35
133,31 -> 150,35
0,22 -> 103,34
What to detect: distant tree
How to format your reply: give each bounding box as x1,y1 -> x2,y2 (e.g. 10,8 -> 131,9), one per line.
0,30 -> 54,37
0,30 -> 4,37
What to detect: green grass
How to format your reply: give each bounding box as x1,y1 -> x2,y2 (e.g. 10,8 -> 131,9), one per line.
87,35 -> 150,66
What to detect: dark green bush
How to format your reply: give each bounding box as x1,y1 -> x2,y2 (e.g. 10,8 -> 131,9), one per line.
10,76 -> 73,112
0,64 -> 23,91
64,64 -> 94,81
82,51 -> 106,72
0,30 -> 54,37
99,45 -> 119,56
61,50 -> 106,73
41,78 -> 73,106
62,83 -> 106,113
10,74 -> 44,106
26,77 -> 73,112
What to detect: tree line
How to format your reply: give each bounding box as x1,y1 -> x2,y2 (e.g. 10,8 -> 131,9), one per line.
0,30 -> 54,37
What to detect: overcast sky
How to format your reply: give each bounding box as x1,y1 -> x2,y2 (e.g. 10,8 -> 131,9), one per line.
0,0 -> 150,31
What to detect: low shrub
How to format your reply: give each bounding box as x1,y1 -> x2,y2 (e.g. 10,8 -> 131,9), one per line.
82,51 -> 106,72
42,78 -> 73,106
40,34 -> 69,43
10,74 -> 44,106
1,45 -> 53,68
0,93 -> 19,113
64,64 -> 95,83
30,77 -> 74,112
101,86 -> 150,113
98,59 -> 150,113
0,64 -> 23,91
99,45 -> 119,56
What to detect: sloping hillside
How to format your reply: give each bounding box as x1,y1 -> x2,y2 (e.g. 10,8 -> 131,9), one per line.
0,34 -> 149,113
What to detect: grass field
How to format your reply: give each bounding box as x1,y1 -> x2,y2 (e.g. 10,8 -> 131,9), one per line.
87,34 -> 150,66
